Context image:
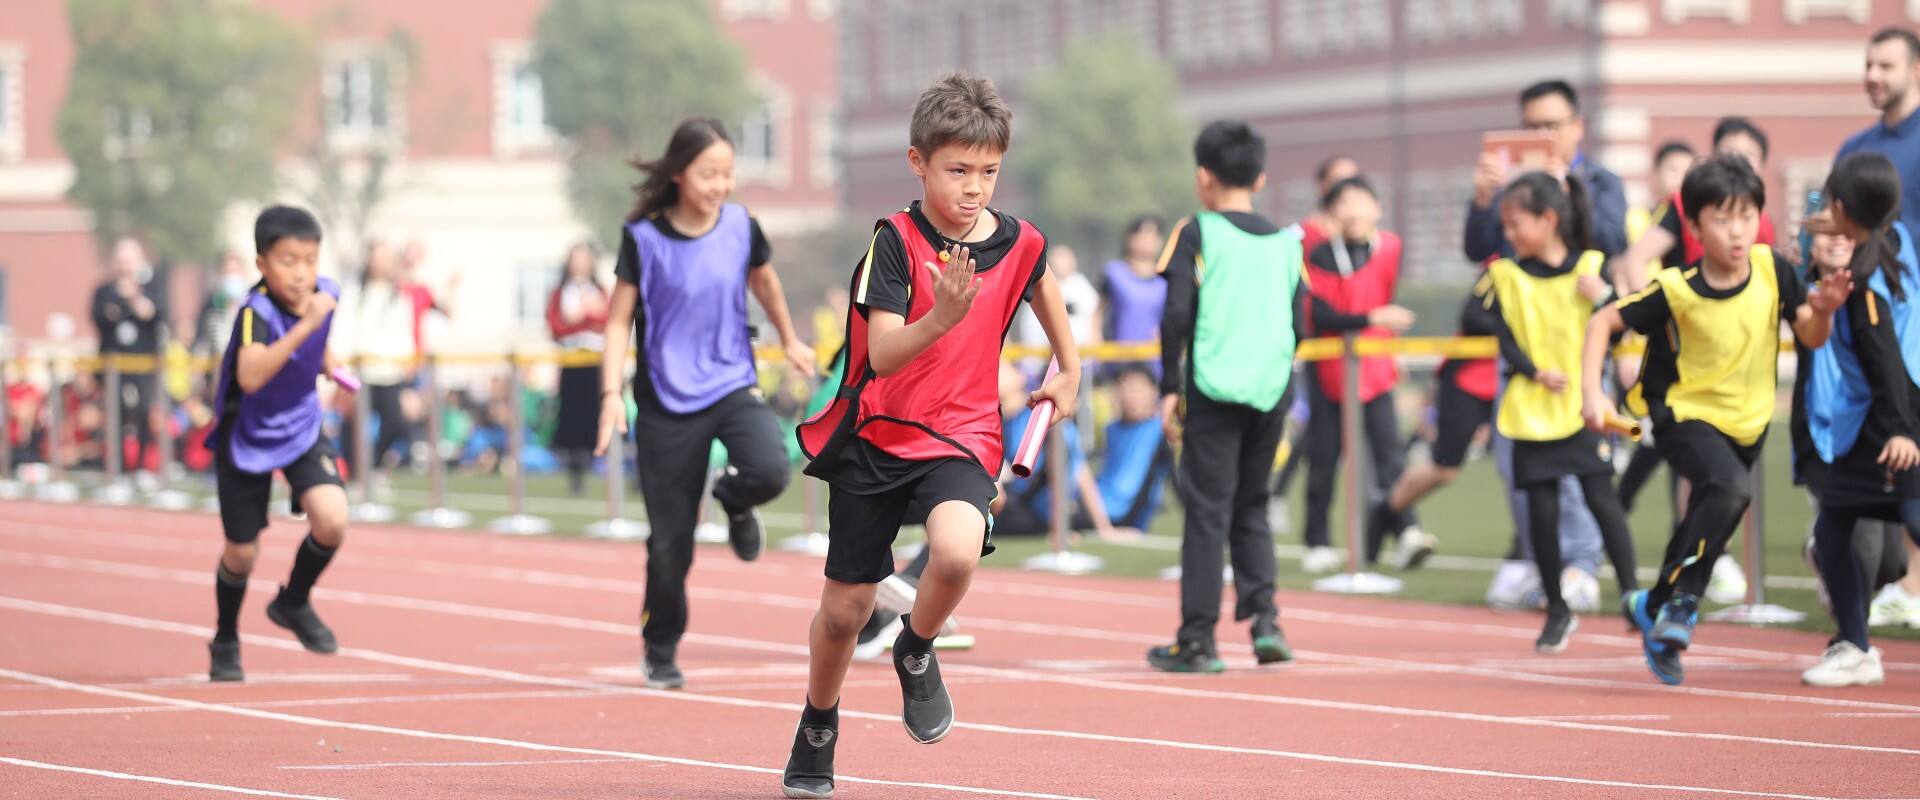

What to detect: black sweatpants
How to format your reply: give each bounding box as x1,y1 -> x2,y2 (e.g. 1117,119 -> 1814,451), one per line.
1525,472 -> 1640,613
631,386 -> 791,653
1176,390 -> 1286,647
1648,421 -> 1760,609
1813,504 -> 1920,651
1303,376 -> 1408,554
367,381 -> 411,468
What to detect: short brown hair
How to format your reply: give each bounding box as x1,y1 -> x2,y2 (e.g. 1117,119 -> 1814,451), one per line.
909,72 -> 1012,156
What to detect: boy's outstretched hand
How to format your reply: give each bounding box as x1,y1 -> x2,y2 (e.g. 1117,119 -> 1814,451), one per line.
1031,366 -> 1078,427
1808,268 -> 1855,316
926,244 -> 981,330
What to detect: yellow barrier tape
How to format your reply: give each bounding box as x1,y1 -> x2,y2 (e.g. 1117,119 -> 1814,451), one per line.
0,335 -> 1804,378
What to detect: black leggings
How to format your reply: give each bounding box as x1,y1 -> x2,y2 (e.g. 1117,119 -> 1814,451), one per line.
1526,472 -> 1639,612
1813,502 -> 1920,651
1649,422 -> 1760,609
368,382 -> 411,468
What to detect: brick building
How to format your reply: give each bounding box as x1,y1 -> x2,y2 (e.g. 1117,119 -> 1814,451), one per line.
838,0 -> 1904,284
0,0 -> 840,352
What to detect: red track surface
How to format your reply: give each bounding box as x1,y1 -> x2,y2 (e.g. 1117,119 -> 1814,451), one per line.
2,499 -> 1918,799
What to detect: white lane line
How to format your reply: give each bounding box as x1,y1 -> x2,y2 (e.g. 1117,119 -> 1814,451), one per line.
12,551 -> 1920,749
11,547 -> 1920,723
0,627 -> 1885,800
0,688 -> 606,718
0,756 -> 344,799
3,590 -> 1920,798
279,758 -> 630,771
0,666 -> 1097,800
0,520 -> 1856,667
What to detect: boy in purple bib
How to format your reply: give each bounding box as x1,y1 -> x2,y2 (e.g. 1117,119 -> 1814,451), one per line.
205,206 -> 353,682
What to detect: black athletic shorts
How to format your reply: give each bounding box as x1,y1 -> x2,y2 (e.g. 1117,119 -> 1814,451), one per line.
216,437 -> 346,544
1431,379 -> 1493,469
825,459 -> 997,584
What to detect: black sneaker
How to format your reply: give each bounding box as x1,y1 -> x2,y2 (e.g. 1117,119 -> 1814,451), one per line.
1251,618 -> 1293,665
208,639 -> 244,682
265,588 -> 337,654
1536,606 -> 1578,654
726,507 -> 763,562
893,624 -> 953,744
642,641 -> 685,690
1146,641 -> 1225,673
781,719 -> 837,799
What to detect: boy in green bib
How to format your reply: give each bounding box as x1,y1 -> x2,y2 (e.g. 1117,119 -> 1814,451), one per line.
1150,120 -> 1306,672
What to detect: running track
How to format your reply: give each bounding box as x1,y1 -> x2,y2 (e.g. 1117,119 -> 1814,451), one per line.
1,499 -> 1917,799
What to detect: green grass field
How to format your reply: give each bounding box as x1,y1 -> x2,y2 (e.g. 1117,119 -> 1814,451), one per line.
100,426 -> 1915,642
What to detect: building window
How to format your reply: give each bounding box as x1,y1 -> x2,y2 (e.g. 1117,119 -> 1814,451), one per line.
1405,168 -> 1475,284
840,7 -> 868,104
0,44 -> 21,163
738,81 -> 791,187
1405,0 -> 1450,42
722,0 -> 789,21
1783,0 -> 1869,23
877,2 -> 956,100
1063,0 -> 1158,48
1351,0 -> 1392,49
971,0 -> 1052,85
811,102 -> 839,189
491,43 -> 554,156
1484,0 -> 1524,32
323,45 -> 403,151
1547,0 -> 1591,26
1661,0 -> 1751,23
1169,0 -> 1269,67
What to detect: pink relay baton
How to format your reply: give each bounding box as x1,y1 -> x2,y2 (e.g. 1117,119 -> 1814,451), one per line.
1010,360 -> 1059,479
329,367 -> 361,393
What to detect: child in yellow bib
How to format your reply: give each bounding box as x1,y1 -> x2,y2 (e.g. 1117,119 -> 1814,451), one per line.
1582,154 -> 1851,686
1485,172 -> 1641,655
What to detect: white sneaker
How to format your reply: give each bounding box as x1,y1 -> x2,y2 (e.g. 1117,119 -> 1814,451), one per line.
1707,556 -> 1748,605
1487,561 -> 1542,611
1868,585 -> 1920,628
1300,546 -> 1344,574
1801,641 -> 1885,687
853,614 -> 904,662
1267,498 -> 1292,535
1562,567 -> 1601,614
1390,526 -> 1439,571
874,574 -> 958,636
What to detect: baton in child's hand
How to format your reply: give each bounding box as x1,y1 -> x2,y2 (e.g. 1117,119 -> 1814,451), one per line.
1604,414 -> 1641,442
330,367 -> 361,394
1011,359 -> 1059,479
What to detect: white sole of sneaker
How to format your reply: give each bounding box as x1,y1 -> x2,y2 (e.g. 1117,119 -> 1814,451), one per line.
903,706 -> 953,745
1536,616 -> 1579,655
783,784 -> 834,799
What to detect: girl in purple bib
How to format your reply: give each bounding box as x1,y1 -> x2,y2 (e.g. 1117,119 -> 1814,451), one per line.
595,118 -> 814,688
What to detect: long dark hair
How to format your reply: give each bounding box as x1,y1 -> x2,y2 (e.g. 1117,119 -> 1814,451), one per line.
626,118 -> 732,224
556,240 -> 605,293
1825,152 -> 1906,299
1502,171 -> 1594,255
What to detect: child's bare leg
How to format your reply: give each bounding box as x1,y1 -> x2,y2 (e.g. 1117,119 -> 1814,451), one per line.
907,501 -> 986,639
1388,463 -> 1459,513
807,579 -> 876,708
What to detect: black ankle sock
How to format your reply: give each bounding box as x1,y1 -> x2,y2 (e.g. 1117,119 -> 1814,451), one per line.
281,533 -> 336,606
894,614 -> 935,653
215,563 -> 248,642
800,700 -> 839,728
